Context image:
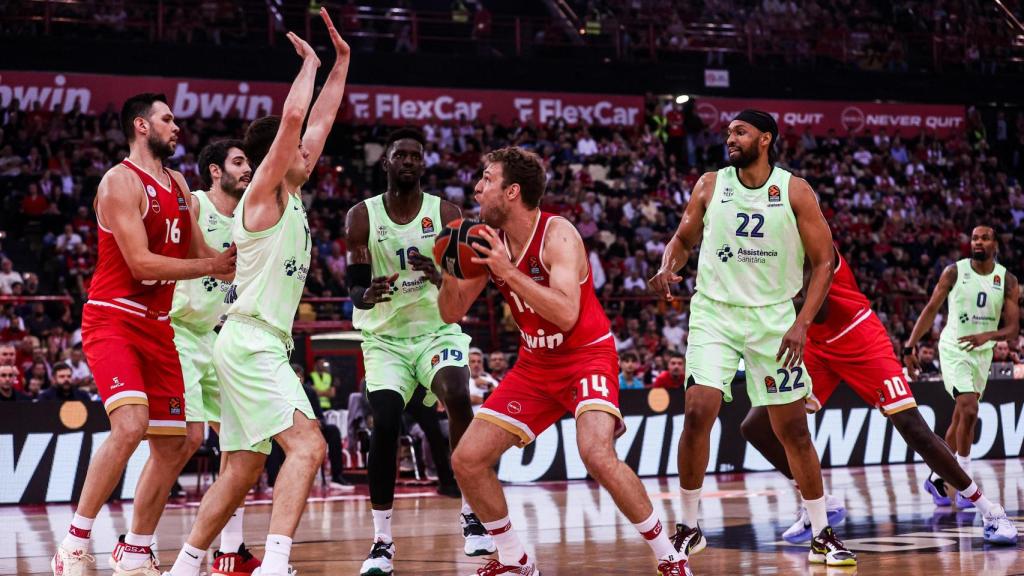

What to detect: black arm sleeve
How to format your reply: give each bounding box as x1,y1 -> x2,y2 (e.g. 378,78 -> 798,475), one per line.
348,263 -> 373,309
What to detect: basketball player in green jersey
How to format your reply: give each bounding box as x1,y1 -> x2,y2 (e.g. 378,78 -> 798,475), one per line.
904,227 -> 1020,518
649,110 -> 856,566
346,127 -> 495,576
170,140 -> 263,573
162,12 -> 349,576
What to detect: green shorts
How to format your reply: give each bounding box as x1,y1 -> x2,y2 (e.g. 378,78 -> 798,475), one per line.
938,339 -> 992,398
685,292 -> 812,407
172,320 -> 221,423
361,325 -> 471,407
213,317 -> 315,454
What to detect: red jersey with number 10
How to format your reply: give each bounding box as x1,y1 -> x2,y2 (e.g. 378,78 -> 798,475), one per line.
492,212 -> 612,355
88,159 -> 192,318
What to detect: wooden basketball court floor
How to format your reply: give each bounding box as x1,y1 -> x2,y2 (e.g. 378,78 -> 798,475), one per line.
5,460 -> 1024,575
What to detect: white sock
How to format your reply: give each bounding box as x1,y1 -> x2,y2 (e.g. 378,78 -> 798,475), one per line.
482,516 -> 528,566
168,543 -> 204,576
633,510 -> 679,561
680,486 -> 702,529
804,494 -> 828,536
219,506 -> 246,553
261,534 -> 293,575
461,497 -> 473,516
62,513 -> 94,549
957,454 -> 971,474
959,481 -> 994,515
120,532 -> 153,570
372,508 -> 393,543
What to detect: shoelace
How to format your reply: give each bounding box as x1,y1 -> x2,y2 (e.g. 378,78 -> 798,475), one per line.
463,514 -> 488,536
369,541 -> 393,560
476,559 -> 507,575
70,551 -> 96,563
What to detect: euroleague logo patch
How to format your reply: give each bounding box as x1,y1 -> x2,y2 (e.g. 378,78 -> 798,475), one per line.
528,256 -> 542,279
421,216 -> 434,236
168,397 -> 182,416
994,275 -> 1002,288
431,354 -> 440,367
764,376 -> 778,394
507,401 -> 523,414
767,185 -> 782,204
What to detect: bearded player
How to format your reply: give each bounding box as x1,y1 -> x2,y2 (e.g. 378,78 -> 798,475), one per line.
51,93 -> 236,576
740,246 -> 1018,545
904,227 -> 1019,534
441,147 -> 688,576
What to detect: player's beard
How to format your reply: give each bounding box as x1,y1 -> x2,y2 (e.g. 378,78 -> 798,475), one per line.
220,173 -> 245,198
147,133 -> 175,160
728,143 -> 760,169
971,249 -> 990,261
480,201 -> 508,227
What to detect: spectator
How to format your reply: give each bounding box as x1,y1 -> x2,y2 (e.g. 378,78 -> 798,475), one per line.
66,346 -> 92,386
618,351 -> 644,389
0,364 -> 29,401
0,343 -> 21,391
37,364 -> 91,402
661,313 -> 686,353
487,350 -> 509,381
0,258 -> 21,295
309,358 -> 336,410
652,352 -> 686,389
24,375 -> 44,400
916,344 -> 941,379
468,347 -> 499,411
992,340 -> 1020,364
55,224 -> 83,254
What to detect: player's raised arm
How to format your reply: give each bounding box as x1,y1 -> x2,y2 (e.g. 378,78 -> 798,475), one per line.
471,219 -> 583,332
301,8 -> 351,165
904,264 -> 958,374
648,171 -> 713,300
960,272 -> 1020,351
245,32 -> 320,213
777,177 -> 834,368
98,169 -> 234,281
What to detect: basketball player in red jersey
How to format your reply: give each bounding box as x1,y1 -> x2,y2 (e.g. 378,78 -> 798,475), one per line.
51,93 -> 236,576
740,248 -> 1017,543
439,147 -> 689,576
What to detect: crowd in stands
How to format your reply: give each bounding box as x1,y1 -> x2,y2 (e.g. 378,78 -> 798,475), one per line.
2,93 -> 1024,403
3,0 -> 1021,71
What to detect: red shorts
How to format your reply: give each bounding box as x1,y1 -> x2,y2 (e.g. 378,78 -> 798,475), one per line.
805,312 -> 916,416
477,340 -> 623,447
82,303 -> 186,435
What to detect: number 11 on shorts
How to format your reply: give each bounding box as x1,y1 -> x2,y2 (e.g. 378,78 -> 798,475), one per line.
580,375 -> 609,398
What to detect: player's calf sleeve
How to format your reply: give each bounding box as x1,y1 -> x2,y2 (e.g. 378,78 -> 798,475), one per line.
367,390 -> 405,505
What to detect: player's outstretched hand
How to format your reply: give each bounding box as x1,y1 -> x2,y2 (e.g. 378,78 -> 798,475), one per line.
902,345 -> 920,380
470,226 -> 515,280
776,322 -> 807,369
286,31 -> 321,67
648,263 -> 682,301
210,244 -> 237,281
363,273 -> 398,306
319,8 -> 351,62
408,250 -> 441,288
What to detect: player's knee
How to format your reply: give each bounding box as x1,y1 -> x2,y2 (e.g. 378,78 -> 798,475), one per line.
441,379 -> 471,407
580,446 -> 617,482
774,418 -> 812,446
958,401 -> 979,421
184,426 -> 204,455
110,417 -> 148,447
683,403 -> 715,434
451,445 -> 481,479
292,430 -> 327,470
739,414 -> 760,443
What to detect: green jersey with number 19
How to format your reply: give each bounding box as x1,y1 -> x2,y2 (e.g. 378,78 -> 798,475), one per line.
695,166 -> 804,307
352,193 -> 453,338
939,258 -> 1006,352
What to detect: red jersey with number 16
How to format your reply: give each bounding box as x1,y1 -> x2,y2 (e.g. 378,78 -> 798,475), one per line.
88,159 -> 192,318
492,212 -> 612,355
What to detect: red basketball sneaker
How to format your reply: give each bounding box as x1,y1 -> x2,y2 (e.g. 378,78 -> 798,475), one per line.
471,557 -> 540,575
212,544 -> 262,575
657,558 -> 693,576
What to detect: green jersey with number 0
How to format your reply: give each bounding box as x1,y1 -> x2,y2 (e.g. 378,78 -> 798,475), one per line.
695,166 -> 804,307
353,193 -> 453,338
940,258 -> 1006,352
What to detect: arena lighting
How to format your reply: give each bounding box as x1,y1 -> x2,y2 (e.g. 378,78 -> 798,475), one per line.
675,94 -> 690,104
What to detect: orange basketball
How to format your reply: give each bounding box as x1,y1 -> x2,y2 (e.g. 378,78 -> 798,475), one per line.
433,218 -> 491,279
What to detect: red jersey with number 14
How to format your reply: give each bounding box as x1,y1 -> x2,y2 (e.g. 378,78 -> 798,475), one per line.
88,159 -> 192,318
492,212 -> 612,355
